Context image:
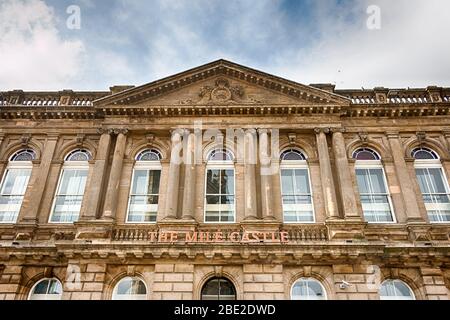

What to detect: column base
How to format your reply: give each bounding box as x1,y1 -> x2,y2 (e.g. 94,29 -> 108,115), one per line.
74,220 -> 114,240
241,219 -> 282,234
406,222 -> 432,242
158,220 -> 198,234
326,219 -> 368,241
13,222 -> 38,241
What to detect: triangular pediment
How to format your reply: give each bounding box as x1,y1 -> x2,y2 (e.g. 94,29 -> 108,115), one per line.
95,59 -> 350,107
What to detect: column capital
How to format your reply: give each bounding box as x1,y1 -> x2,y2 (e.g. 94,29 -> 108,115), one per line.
385,131 -> 400,139
442,129 -> 450,138
257,128 -> 269,135
108,128 -> 129,136
330,127 -> 346,134
314,127 -> 330,134
96,128 -> 111,135
46,133 -> 60,140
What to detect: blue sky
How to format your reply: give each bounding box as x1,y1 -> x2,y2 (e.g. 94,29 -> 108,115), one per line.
1,0 -> 450,90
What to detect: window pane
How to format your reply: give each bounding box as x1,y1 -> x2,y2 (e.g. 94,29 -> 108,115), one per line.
206,170 -> 220,194
128,195 -> 158,222
368,169 -> 387,193
427,168 -> 447,193
294,169 -> 310,194
281,170 -> 294,195
58,170 -> 88,195
148,170 -> 161,194
415,169 -> 430,193
356,169 -> 370,194
1,169 -> 31,195
132,170 -> 149,194
221,170 -> 234,194
33,280 -> 50,295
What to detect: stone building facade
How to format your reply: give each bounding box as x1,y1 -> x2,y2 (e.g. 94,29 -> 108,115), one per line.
0,60 -> 449,300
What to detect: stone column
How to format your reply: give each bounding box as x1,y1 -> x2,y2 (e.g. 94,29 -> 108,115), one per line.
163,130 -> 183,220
19,134 -> 59,224
386,132 -> 424,222
244,129 -> 258,220
181,132 -> 196,220
331,129 -> 361,220
315,128 -> 340,220
102,129 -> 128,220
81,130 -> 111,220
258,129 -> 275,220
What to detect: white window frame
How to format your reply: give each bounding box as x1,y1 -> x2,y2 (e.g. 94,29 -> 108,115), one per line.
204,159 -> 236,224
0,161 -> 32,224
28,278 -> 63,300
125,160 -> 162,224
414,159 -> 450,224
112,277 -> 148,300
49,161 -> 89,224
355,160 -> 397,224
379,279 -> 415,300
279,160 -> 316,224
291,278 -> 327,300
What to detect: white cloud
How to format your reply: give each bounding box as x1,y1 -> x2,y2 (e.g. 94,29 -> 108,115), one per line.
0,0 -> 84,90
275,0 -> 450,88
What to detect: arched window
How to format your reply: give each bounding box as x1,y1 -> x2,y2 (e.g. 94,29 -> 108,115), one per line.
112,277 -> 147,300
379,280 -> 415,300
201,277 -> 236,300
353,148 -> 395,223
0,150 -> 35,223
204,149 -> 235,223
65,149 -> 92,162
291,278 -> 327,300
29,278 -> 63,300
352,148 -> 381,161
127,149 -> 162,223
50,149 -> 91,223
279,149 -> 314,223
412,147 -> 450,222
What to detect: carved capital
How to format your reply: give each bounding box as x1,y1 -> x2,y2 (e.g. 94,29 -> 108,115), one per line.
257,128 -> 269,135
331,127 -> 346,134
110,128 -> 129,136
314,127 -> 330,134
385,131 -> 400,139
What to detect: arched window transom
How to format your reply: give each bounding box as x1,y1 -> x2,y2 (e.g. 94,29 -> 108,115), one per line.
207,149 -> 234,162
353,148 -> 380,161
379,280 -> 415,300
291,278 -> 327,300
112,277 -> 147,300
201,277 -> 236,300
29,278 -> 63,300
65,149 -> 92,162
10,149 -> 36,162
280,149 -> 307,161
412,147 -> 439,160
136,149 -> 162,161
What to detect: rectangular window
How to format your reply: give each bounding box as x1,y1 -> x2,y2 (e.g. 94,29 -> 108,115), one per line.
281,169 -> 314,222
205,169 -> 235,222
355,168 -> 394,223
127,169 -> 161,222
415,167 -> 450,222
50,169 -> 87,223
0,169 -> 31,223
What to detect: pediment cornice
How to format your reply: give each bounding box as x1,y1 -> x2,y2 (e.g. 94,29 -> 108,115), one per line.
94,59 -> 351,107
